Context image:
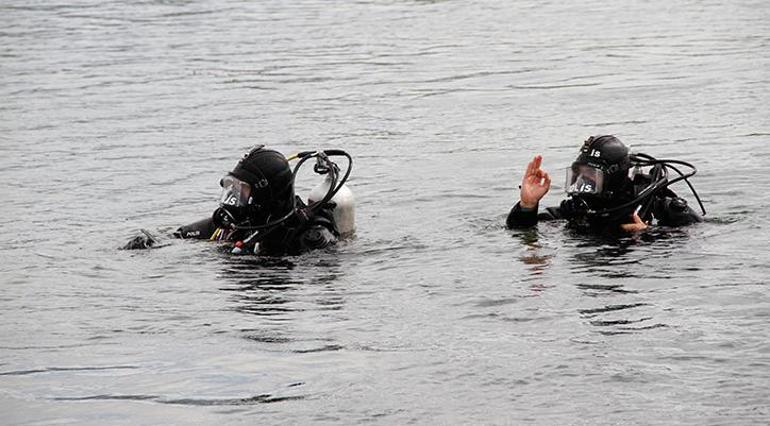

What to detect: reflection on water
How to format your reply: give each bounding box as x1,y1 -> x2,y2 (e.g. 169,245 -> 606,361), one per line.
568,228 -> 691,279
514,229 -> 555,294
513,224 -> 699,335
567,229 -> 694,335
219,255 -> 300,317
217,252 -> 347,351
219,253 -> 345,315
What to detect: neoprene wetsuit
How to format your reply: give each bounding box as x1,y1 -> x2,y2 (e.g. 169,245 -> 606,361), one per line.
507,176 -> 702,231
175,196 -> 338,255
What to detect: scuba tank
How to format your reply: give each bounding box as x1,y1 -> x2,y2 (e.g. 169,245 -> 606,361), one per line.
309,172 -> 355,237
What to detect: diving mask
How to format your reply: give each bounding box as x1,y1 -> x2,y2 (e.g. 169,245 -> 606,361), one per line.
219,175 -> 253,208
565,164 -> 605,196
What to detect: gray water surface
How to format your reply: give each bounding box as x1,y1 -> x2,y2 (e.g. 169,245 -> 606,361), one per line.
2,0 -> 770,424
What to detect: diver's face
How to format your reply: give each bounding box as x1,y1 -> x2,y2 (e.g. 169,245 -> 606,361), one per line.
216,175 -> 258,226
219,175 -> 252,208
566,163 -> 605,196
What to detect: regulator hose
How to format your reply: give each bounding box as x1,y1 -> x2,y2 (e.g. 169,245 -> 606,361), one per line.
586,152 -> 706,219
237,149 -> 352,246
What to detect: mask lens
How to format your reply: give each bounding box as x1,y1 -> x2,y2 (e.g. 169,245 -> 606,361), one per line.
219,175 -> 252,207
566,165 -> 604,195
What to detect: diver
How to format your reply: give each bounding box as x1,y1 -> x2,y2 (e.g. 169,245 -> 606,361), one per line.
125,145 -> 354,255
506,135 -> 705,233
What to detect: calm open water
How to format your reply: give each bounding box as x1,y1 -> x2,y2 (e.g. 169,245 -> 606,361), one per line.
2,0 -> 770,424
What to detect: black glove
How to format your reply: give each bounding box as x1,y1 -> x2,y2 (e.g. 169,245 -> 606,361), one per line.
122,229 -> 158,250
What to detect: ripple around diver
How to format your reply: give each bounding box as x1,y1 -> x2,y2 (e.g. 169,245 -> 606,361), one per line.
52,393 -> 306,405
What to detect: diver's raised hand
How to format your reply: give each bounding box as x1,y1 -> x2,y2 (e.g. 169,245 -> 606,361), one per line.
520,155 -> 551,209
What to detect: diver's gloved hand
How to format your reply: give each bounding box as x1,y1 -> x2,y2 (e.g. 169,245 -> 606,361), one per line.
656,196 -> 702,226
122,229 -> 158,250
519,155 -> 551,209
620,211 -> 649,233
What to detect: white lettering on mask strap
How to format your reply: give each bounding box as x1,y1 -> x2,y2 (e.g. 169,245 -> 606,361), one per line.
570,180 -> 595,193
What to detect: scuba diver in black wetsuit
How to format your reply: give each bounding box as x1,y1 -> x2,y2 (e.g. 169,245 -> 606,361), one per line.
125,145 -> 355,256
506,135 -> 705,233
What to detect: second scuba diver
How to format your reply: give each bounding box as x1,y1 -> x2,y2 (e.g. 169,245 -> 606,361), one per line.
126,145 -> 354,255
507,135 -> 705,233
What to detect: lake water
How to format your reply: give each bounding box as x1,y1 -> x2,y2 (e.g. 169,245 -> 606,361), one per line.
1,0 -> 769,424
